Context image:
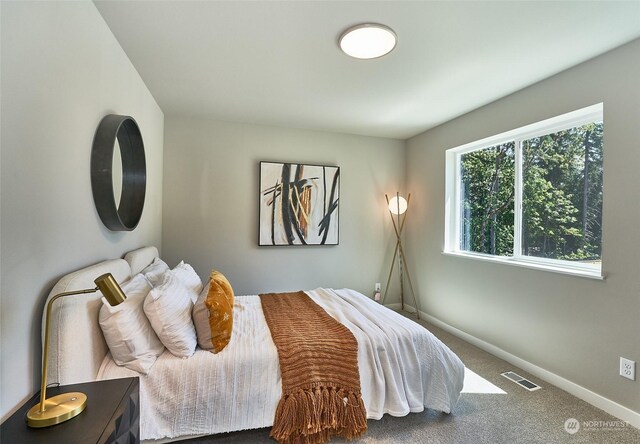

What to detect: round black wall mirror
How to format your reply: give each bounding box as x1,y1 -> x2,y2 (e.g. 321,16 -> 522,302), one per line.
91,114 -> 146,231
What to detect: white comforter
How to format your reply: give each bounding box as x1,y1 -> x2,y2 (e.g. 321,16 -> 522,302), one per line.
97,288 -> 464,441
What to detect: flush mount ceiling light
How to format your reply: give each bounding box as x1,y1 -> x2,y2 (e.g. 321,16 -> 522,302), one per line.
339,23 -> 397,59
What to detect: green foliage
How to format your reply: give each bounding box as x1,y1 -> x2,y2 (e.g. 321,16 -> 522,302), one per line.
460,122 -> 603,263
522,122 -> 603,260
460,142 -> 515,256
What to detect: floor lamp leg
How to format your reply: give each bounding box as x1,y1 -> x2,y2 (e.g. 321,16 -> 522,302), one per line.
398,241 -> 420,319
381,242 -> 399,305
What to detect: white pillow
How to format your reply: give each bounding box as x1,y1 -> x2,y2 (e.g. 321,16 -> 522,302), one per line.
99,274 -> 165,374
172,261 -> 203,301
144,272 -> 197,358
141,257 -> 170,287
192,280 -> 212,350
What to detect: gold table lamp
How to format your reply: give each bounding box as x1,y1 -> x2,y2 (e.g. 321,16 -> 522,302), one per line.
26,273 -> 126,428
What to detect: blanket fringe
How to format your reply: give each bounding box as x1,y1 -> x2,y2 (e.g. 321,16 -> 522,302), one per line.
270,383 -> 367,444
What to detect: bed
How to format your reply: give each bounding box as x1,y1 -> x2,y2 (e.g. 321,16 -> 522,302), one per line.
42,246 -> 464,442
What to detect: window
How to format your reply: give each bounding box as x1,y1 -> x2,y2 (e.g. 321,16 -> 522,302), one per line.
445,104 -> 603,278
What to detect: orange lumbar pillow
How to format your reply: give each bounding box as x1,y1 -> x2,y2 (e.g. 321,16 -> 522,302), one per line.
192,269 -> 234,353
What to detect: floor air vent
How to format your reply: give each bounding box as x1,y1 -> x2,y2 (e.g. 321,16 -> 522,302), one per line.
501,371 -> 541,391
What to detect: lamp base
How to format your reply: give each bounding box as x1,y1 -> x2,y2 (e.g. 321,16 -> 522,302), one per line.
26,392 -> 87,428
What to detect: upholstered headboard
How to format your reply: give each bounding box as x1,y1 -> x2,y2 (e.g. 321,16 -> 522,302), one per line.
124,246 -> 160,276
43,246 -> 159,386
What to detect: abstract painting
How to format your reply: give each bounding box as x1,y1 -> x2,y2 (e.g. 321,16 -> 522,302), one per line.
259,161 -> 340,246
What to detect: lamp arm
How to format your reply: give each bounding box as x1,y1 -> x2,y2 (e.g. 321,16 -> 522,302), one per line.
396,194 -> 411,237
38,288 -> 98,413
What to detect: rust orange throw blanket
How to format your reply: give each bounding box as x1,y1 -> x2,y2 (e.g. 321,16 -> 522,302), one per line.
260,291 -> 367,444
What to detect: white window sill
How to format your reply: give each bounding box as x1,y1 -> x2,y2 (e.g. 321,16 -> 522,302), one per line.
442,251 -> 604,280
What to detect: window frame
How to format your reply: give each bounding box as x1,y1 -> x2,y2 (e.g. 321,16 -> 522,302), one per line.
444,103 -> 604,279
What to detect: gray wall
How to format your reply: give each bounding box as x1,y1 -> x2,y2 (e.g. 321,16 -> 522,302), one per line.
406,39 -> 640,414
3,0 -> 636,425
162,118 -> 405,298
0,2 -> 164,419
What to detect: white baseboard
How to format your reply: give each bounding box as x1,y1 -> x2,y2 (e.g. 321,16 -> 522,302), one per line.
385,303 -> 640,430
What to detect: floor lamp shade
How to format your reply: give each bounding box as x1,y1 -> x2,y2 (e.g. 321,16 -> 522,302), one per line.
26,273 -> 126,428
388,195 -> 408,215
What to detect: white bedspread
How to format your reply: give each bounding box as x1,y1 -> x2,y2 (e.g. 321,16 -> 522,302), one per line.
97,288 -> 464,441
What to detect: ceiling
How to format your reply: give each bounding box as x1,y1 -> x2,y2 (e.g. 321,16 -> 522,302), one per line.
95,1 -> 640,140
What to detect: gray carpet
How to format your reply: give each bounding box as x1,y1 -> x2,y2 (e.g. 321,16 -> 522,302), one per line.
180,312 -> 640,444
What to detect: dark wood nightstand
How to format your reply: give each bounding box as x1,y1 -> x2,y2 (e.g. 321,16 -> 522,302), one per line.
1,377 -> 139,444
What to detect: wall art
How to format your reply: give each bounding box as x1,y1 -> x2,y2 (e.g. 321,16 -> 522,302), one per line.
259,161 -> 339,245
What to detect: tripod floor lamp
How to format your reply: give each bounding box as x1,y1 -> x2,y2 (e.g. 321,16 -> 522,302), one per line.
382,192 -> 420,319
